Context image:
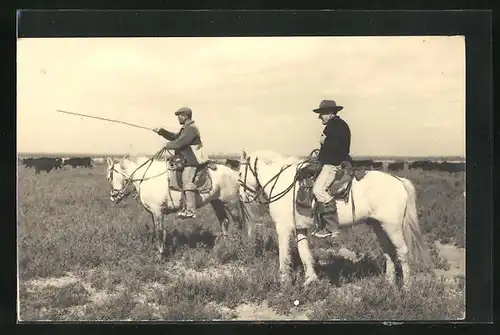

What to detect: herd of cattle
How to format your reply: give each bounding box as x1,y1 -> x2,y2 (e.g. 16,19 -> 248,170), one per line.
20,157 -> 93,174
350,159 -> 465,173
223,158 -> 465,173
18,156 -> 465,174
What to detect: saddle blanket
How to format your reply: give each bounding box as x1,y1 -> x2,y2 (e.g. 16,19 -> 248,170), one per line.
168,166 -> 213,193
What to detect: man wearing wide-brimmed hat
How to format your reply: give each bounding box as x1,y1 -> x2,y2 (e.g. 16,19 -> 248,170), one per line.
311,100 -> 351,238
153,106 -> 208,219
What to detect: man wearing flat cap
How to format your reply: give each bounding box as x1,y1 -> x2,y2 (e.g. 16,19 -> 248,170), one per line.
311,100 -> 351,238
153,107 -> 208,219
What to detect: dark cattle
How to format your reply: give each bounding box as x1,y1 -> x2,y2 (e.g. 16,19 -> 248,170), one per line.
435,162 -> 465,173
225,158 -> 240,170
408,161 -> 421,170
422,161 -> 435,171
409,160 -> 435,171
64,157 -> 93,168
24,157 -> 63,174
372,162 -> 383,170
351,160 -> 373,169
22,158 -> 35,168
388,161 -> 405,172
54,157 -> 63,170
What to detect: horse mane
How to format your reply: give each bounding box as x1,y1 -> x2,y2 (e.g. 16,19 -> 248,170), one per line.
247,150 -> 286,165
119,155 -> 158,170
247,150 -> 302,167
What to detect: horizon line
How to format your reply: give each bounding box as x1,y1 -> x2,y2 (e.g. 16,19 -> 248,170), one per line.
16,151 -> 466,160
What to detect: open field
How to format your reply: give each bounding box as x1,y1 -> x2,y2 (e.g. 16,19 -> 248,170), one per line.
17,163 -> 465,321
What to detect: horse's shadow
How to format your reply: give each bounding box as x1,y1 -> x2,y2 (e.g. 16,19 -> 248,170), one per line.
289,248 -> 383,286
167,226 -> 218,251
315,255 -> 383,286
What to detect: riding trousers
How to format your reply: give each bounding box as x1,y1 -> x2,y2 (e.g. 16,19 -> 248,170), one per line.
312,164 -> 340,203
182,166 -> 198,191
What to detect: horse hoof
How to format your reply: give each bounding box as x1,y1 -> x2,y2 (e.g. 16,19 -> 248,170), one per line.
304,276 -> 319,287
156,251 -> 166,262
215,233 -> 229,245
279,276 -> 293,288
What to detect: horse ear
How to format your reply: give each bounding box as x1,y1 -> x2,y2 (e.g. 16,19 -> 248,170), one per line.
106,157 -> 114,166
242,150 -> 247,159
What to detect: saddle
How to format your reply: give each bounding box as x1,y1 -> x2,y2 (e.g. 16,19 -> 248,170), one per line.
167,156 -> 217,193
295,160 -> 367,217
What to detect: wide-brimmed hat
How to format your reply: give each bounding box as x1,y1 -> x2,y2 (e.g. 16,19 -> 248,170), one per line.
313,100 -> 344,114
174,107 -> 192,117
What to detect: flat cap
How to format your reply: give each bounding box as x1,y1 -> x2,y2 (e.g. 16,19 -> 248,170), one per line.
174,107 -> 192,117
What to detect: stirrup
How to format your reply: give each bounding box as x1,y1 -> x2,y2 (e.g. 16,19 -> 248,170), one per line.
179,210 -> 196,219
311,228 -> 340,239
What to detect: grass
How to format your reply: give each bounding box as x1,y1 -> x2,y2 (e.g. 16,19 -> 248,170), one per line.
307,275 -> 464,320
17,163 -> 465,321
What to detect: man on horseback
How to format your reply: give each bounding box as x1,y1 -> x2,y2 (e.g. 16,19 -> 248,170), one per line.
153,107 -> 208,219
311,100 -> 351,238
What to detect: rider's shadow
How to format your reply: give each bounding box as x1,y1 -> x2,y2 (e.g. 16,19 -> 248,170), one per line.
313,255 -> 383,286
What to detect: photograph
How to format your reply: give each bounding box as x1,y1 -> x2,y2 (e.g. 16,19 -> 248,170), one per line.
17,35 -> 466,321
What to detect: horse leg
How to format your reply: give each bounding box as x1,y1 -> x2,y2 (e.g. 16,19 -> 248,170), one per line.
385,225 -> 410,289
276,223 -> 293,285
161,214 -> 169,257
370,220 -> 397,286
210,199 -> 230,242
152,213 -> 166,261
376,219 -> 410,289
296,228 -> 318,286
149,212 -> 156,244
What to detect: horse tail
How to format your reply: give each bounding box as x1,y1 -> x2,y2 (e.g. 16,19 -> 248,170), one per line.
400,178 -> 432,269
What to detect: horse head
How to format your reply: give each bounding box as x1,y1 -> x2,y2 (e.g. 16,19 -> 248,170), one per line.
238,150 -> 260,203
238,150 -> 289,204
106,157 -> 130,203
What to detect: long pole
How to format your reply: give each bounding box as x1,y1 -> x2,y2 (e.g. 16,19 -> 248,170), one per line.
56,109 -> 154,131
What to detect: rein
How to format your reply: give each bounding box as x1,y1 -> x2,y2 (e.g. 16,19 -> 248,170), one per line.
109,147 -> 168,201
239,149 -> 319,205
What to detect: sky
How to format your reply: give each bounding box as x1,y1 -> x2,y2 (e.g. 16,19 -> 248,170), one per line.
16,36 -> 465,157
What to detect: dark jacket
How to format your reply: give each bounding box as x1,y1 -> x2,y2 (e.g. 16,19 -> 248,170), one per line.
157,120 -> 208,166
318,116 -> 351,166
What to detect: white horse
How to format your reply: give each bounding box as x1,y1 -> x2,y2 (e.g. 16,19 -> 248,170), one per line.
106,156 -> 242,259
238,150 -> 431,288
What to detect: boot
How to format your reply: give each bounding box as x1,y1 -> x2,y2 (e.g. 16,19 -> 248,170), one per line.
177,192 -> 187,217
179,190 -> 197,219
312,200 -> 340,238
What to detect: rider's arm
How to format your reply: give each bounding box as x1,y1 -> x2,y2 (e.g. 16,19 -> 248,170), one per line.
156,128 -> 179,141
165,126 -> 197,150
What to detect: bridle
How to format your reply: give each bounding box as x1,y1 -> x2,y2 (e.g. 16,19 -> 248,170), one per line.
238,149 -> 319,205
238,156 -> 273,204
107,148 -> 168,203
